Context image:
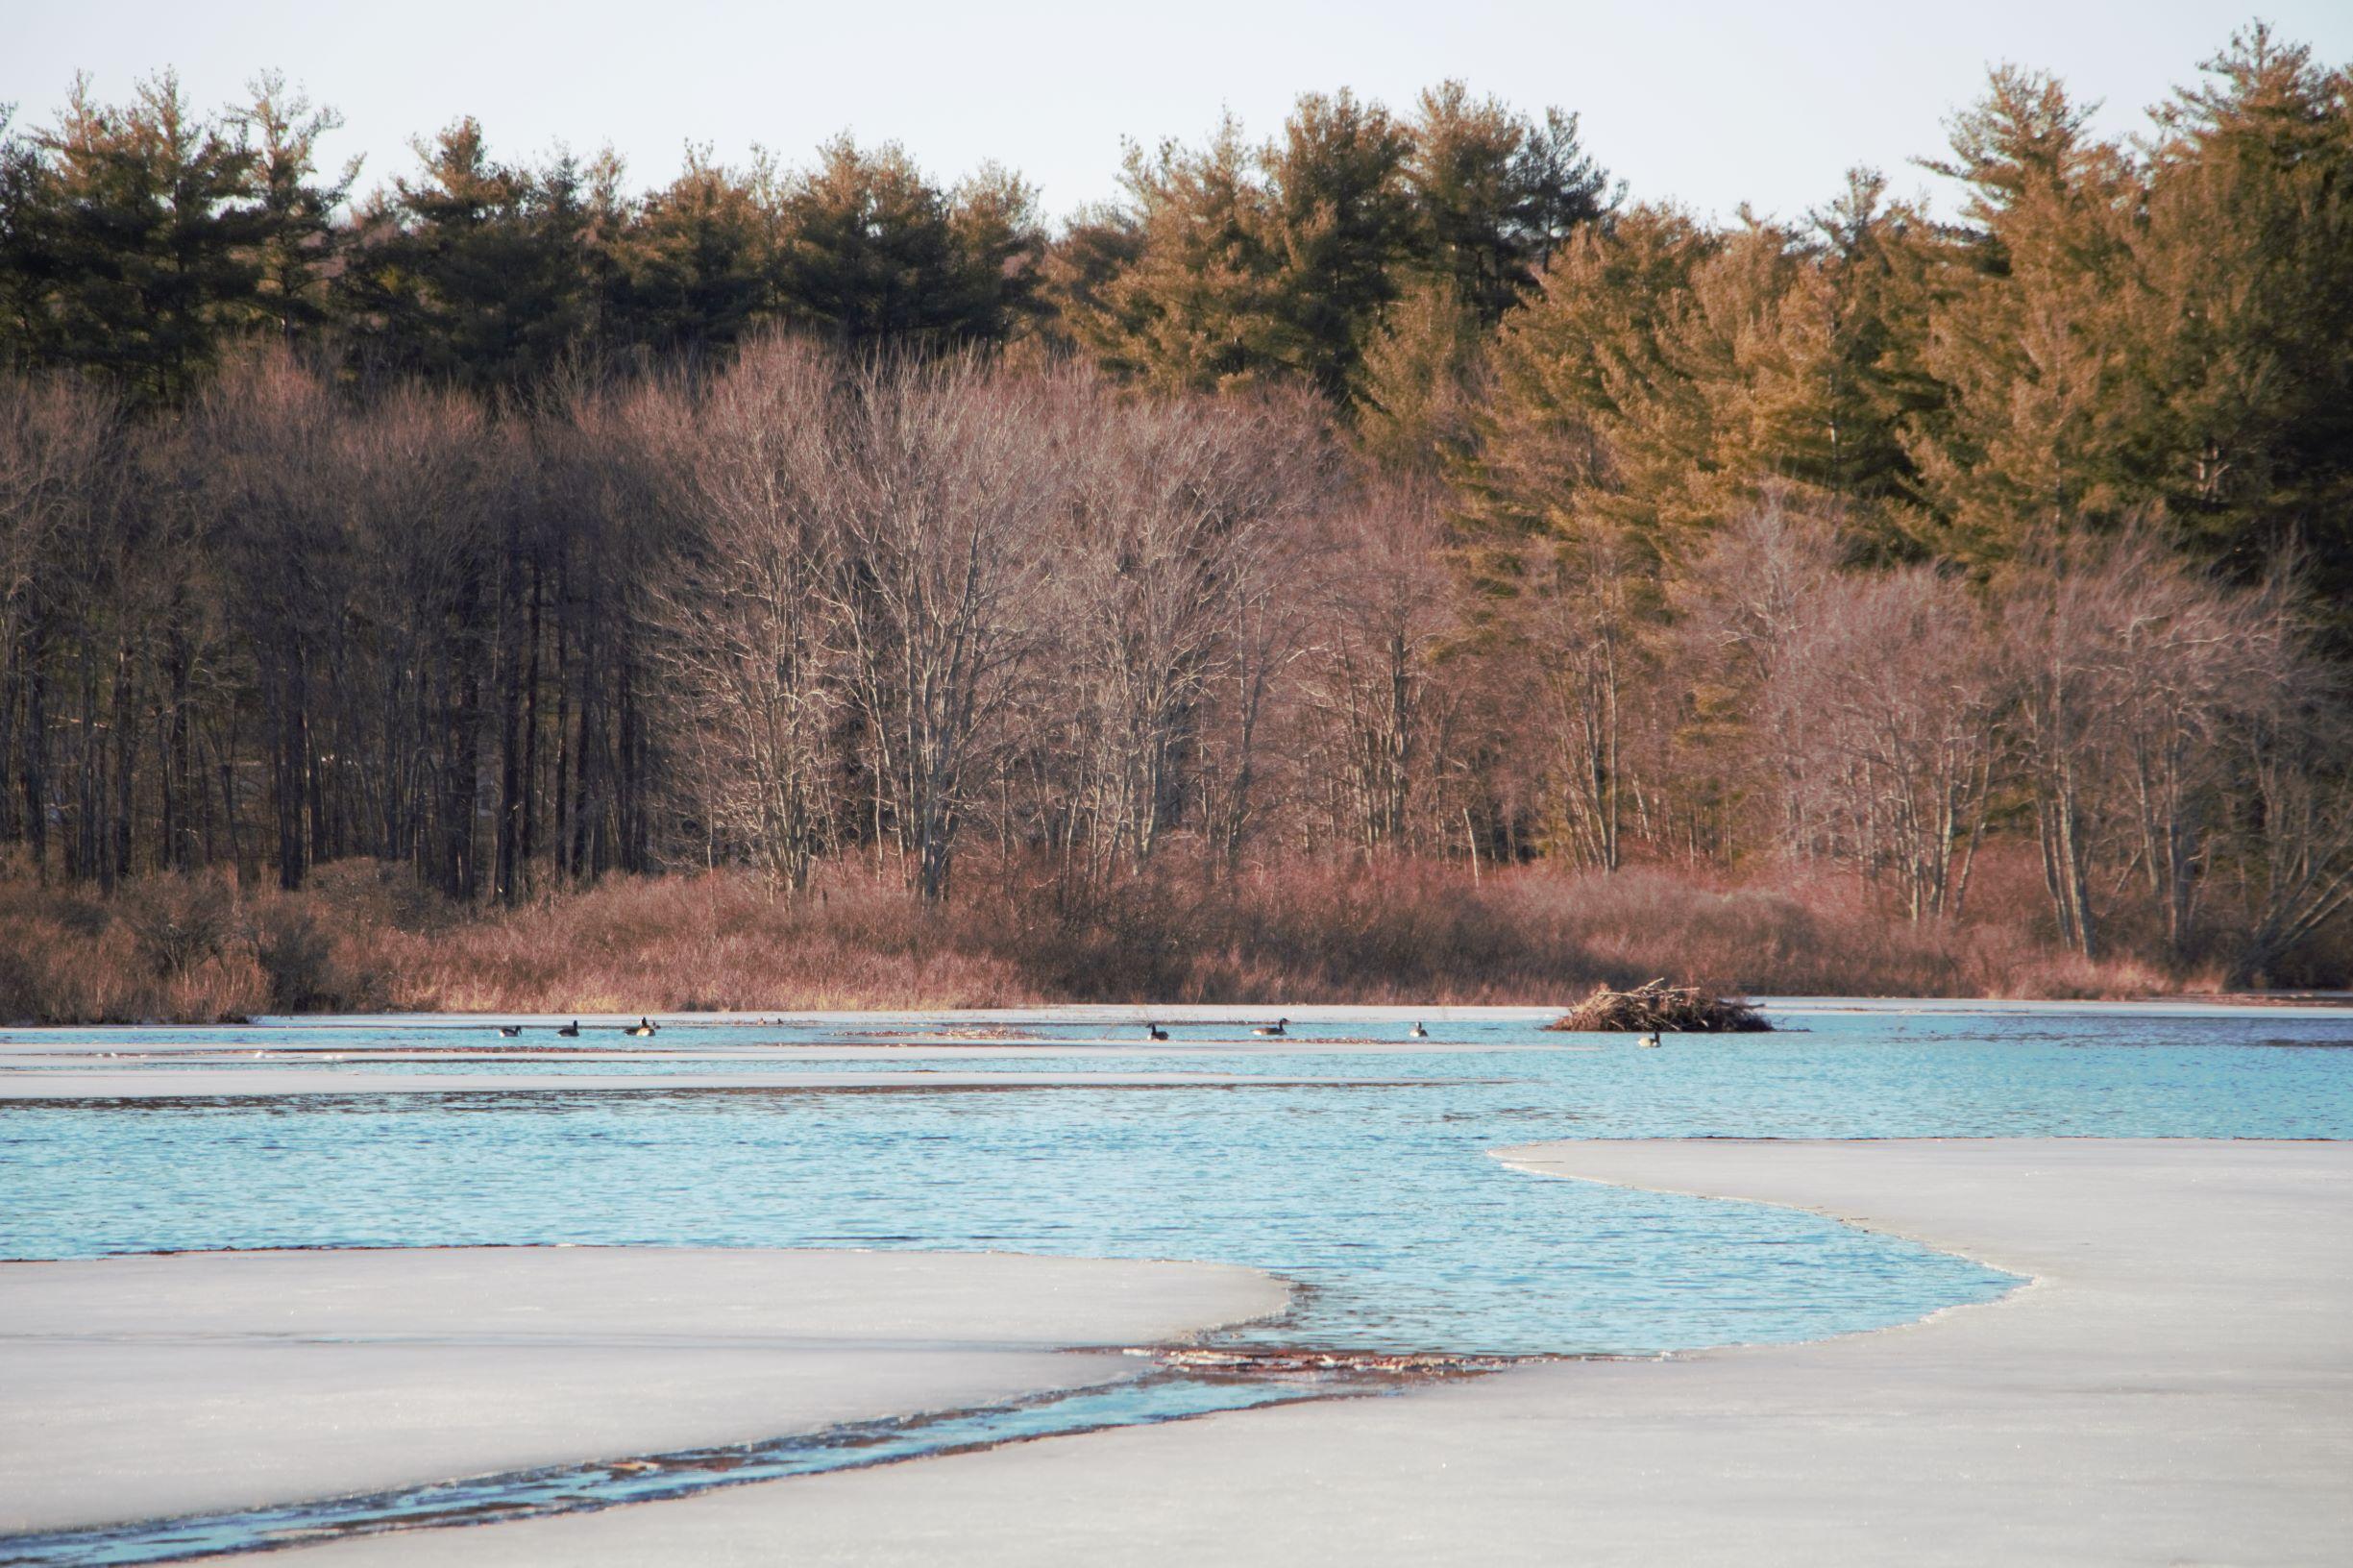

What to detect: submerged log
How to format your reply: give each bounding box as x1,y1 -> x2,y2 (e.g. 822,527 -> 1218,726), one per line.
1545,978 -> 1772,1034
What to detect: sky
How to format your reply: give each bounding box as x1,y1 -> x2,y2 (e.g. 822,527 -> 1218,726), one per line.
10,2 -> 2352,227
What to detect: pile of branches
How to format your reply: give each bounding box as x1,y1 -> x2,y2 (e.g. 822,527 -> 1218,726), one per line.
1544,978 -> 1773,1034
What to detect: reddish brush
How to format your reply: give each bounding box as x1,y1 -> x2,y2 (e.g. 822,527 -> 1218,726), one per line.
0,853 -> 2241,1023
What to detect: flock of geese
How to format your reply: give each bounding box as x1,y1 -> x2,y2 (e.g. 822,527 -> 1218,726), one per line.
480,1017 -> 1669,1045
493,1017 -> 660,1039
1145,1019 -> 1661,1044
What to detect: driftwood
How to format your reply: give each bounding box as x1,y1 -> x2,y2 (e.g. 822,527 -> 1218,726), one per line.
1544,978 -> 1772,1034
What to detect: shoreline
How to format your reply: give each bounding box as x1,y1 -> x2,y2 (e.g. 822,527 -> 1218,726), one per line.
7,992 -> 2353,1035
0,1246 -> 1288,1537
0,1068 -> 1431,1099
250,1138 -> 2352,1566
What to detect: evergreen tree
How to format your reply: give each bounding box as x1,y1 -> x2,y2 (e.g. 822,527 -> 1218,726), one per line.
338,119 -> 596,393
1458,182 -> 1935,579
603,149 -> 775,359
946,160 -> 1048,343
1903,67 -> 2146,562
33,73 -> 266,405
1260,89 -> 1414,403
229,72 -> 355,347
1039,201 -> 1146,364
1357,278 -> 1484,474
1736,170 -> 1932,550
770,135 -> 1030,348
1465,205 -> 1716,553
1069,85 -> 1608,408
1076,117 -> 1288,393
2136,26 -> 2353,611
1403,82 -> 1611,324
0,108 -> 61,370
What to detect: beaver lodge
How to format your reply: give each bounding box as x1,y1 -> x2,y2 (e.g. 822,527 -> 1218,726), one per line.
1545,979 -> 1773,1034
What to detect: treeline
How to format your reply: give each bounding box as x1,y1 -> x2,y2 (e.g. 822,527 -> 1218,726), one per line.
1,26 -> 2350,989
0,73 -> 1601,400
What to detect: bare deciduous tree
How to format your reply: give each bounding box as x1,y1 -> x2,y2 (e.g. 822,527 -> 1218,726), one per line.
1791,568 -> 2000,919
644,341 -> 842,891
1053,380 -> 1330,883
1299,482 -> 1456,856
1999,532 -> 2298,958
0,377 -> 115,870
2230,596 -> 2353,982
821,352 -> 1058,900
1523,522 -> 1645,870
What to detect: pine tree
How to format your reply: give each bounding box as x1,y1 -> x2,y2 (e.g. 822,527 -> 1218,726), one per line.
945,161 -> 1048,343
1039,202 -> 1146,365
1734,171 -> 1931,551
34,73 -> 266,405
229,72 -> 355,347
0,109 -> 61,371
1356,279 -> 1483,474
1068,85 -> 1608,409
1078,117 -> 1288,393
2136,26 -> 2353,614
338,119 -> 595,393
1403,82 -> 1610,324
1465,205 -> 1716,554
770,135 -> 1028,349
603,149 -> 774,359
1903,67 -> 2146,563
1259,89 -> 1414,404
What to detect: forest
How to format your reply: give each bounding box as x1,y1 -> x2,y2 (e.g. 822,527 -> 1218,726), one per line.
0,25 -> 2349,1019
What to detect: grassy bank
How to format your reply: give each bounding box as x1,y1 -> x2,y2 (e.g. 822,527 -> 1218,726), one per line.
0,851 -> 2274,1026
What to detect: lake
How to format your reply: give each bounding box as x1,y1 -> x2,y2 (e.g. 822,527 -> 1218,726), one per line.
4,1000 -> 2350,1561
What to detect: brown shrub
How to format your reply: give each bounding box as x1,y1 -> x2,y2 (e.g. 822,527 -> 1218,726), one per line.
251,899 -> 389,1013
0,848 -> 2277,1023
161,949 -> 273,1023
114,871 -> 244,978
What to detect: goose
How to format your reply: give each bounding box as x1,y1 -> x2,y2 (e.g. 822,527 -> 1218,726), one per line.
1409,1021 -> 1429,1040
1145,1023 -> 1169,1041
497,1025 -> 522,1038
626,1017 -> 658,1038
1252,1017 -> 1289,1038
1636,1031 -> 1662,1048
557,1020 -> 581,1039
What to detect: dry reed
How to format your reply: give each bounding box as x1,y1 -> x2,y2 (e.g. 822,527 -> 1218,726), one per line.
0,851 -> 2270,1025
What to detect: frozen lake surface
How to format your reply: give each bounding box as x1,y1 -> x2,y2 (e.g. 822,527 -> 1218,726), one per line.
9,1000 -> 2351,1358
5,1000 -> 2351,1562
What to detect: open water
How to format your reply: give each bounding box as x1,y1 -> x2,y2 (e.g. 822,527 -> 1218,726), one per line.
3,1000 -> 2348,1561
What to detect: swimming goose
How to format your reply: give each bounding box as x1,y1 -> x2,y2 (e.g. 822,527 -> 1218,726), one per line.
557,1020 -> 580,1038
627,1017 -> 658,1038
497,1025 -> 521,1038
1252,1017 -> 1289,1038
1146,1023 -> 1169,1041
1636,1031 -> 1662,1048
1409,1021 -> 1429,1039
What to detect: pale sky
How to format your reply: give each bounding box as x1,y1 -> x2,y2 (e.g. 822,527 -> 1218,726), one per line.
10,2 -> 2350,228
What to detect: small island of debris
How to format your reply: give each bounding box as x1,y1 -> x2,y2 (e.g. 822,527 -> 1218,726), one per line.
1545,979 -> 1773,1034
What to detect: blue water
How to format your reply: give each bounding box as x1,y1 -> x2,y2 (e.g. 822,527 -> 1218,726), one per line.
6,1004 -> 2350,1359
0,1374 -> 1336,1566
4,1003 -> 2350,1562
